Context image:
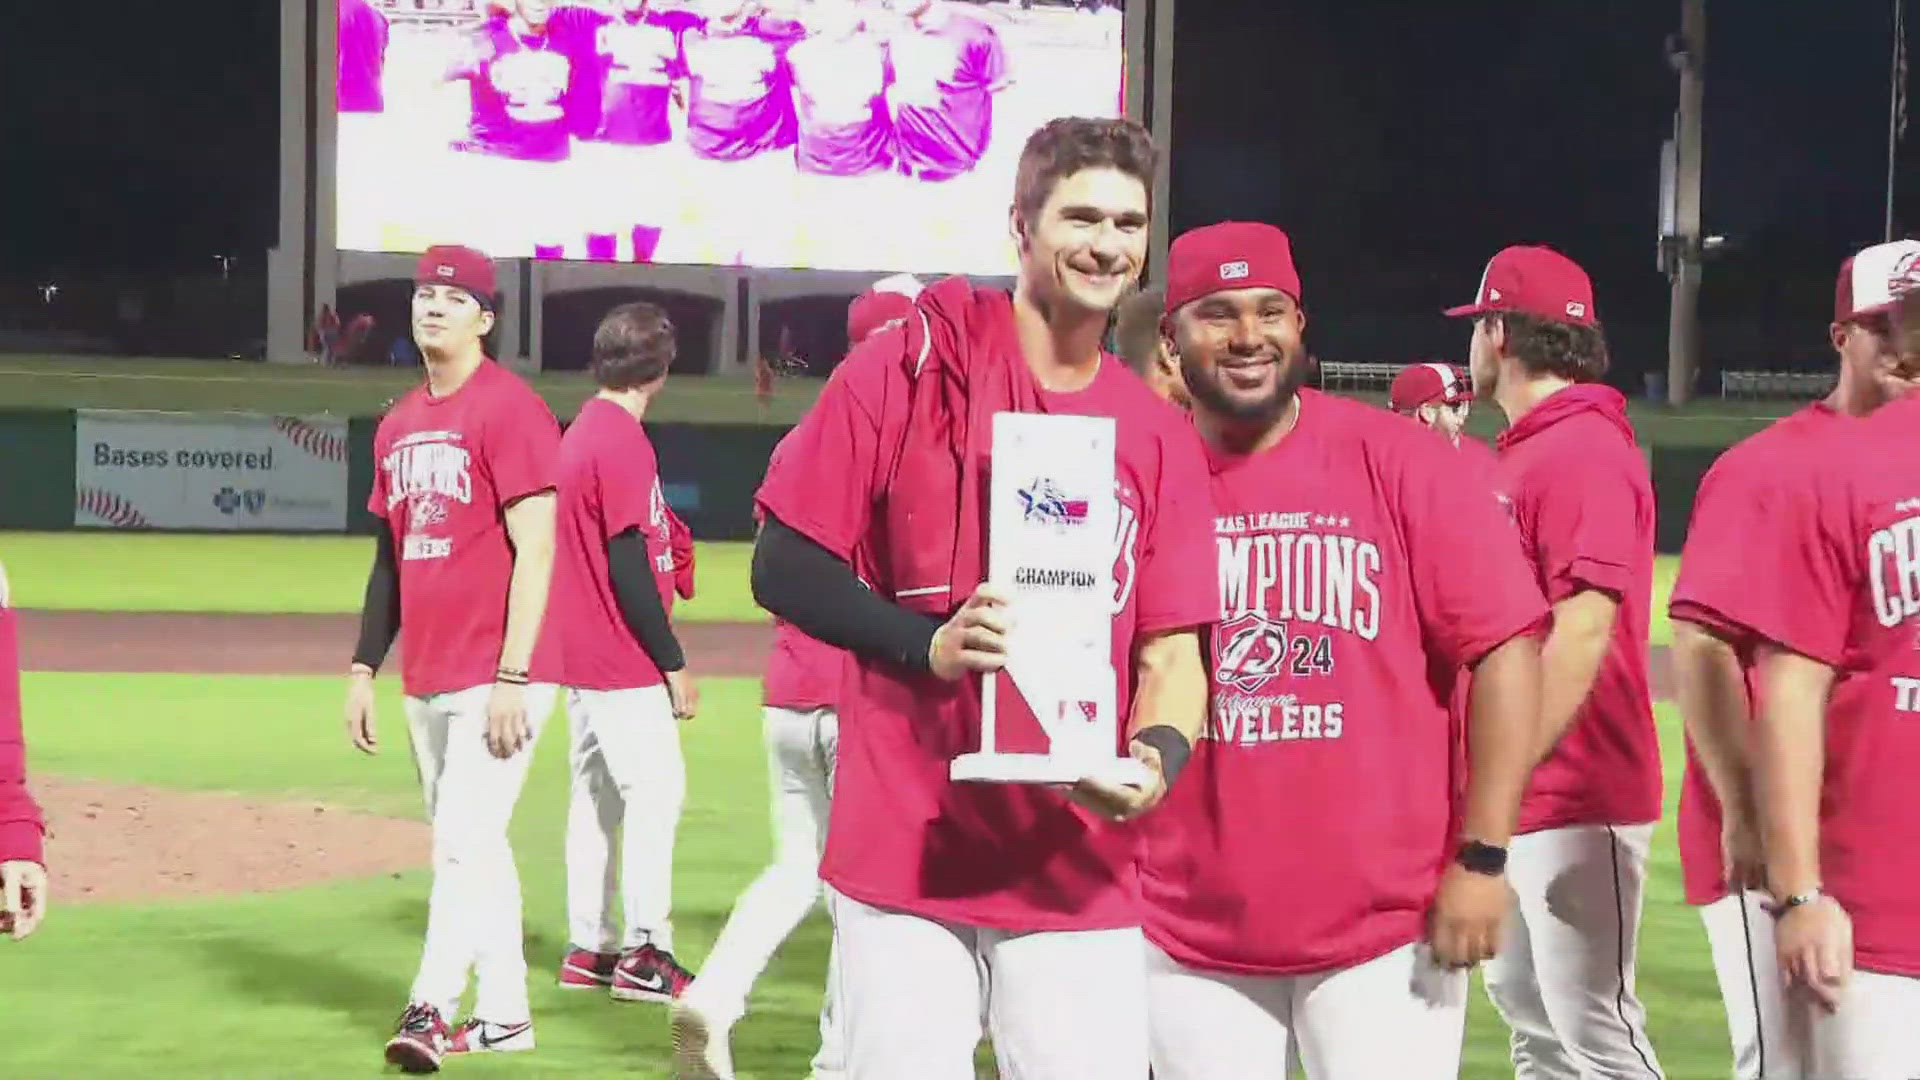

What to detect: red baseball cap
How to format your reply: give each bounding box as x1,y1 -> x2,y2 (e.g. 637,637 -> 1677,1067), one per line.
415,245 -> 497,306
1834,239 -> 1920,322
1389,363 -> 1470,413
846,273 -> 922,343
1163,222 -> 1302,316
1444,245 -> 1597,327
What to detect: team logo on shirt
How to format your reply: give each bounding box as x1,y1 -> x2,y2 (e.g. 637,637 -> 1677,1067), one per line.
1213,612 -> 1290,692
410,496 -> 449,532
382,430 -> 473,562
1867,512 -> 1920,629
1017,478 -> 1090,529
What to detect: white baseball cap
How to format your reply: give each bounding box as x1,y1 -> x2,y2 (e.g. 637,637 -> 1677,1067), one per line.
1835,239 -> 1920,321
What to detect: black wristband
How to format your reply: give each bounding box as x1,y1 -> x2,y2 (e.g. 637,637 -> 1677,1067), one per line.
1131,724 -> 1192,787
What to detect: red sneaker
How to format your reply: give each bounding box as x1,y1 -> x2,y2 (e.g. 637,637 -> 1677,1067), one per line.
558,946 -> 621,990
382,1002 -> 451,1074
610,943 -> 695,1003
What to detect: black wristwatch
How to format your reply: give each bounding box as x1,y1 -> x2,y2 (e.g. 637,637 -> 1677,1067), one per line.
1455,840 -> 1508,876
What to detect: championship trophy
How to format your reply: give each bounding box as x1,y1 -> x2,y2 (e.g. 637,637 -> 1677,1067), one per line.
949,412 -> 1153,788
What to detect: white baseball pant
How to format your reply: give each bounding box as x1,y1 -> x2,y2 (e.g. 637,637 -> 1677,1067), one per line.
681,705 -> 845,1077
1700,891 -> 1803,1079
1146,941 -> 1466,1079
828,891 -> 1148,1080
1484,822 -> 1666,1079
563,684 -> 685,953
403,681 -> 556,1024
1788,967 -> 1920,1078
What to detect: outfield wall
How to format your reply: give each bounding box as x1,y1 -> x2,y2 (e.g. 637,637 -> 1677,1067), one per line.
1,407 -> 1721,550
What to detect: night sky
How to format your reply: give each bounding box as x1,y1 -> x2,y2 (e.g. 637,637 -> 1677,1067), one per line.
9,0 -> 1913,376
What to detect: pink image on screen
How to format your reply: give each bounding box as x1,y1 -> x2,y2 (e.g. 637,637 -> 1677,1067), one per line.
334,0 -> 1128,275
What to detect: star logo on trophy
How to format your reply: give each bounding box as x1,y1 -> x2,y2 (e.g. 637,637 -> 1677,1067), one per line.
1017,478 -> 1090,529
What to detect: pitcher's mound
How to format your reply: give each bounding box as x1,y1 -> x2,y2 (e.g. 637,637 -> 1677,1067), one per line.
37,778 -> 429,905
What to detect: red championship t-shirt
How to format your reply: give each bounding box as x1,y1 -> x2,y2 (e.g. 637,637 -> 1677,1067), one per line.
1709,392 -> 1920,977
1667,402 -> 1843,906
1140,392 -> 1546,975
1497,385 -> 1663,833
764,619 -> 844,711
368,360 -> 561,698
536,397 -> 677,692
1446,433 -> 1512,822
755,347 -> 1215,930
0,607 -> 45,866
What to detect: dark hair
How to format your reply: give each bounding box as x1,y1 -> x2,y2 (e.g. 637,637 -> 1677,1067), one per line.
1112,286 -> 1166,374
590,302 -> 676,390
1013,117 -> 1158,227
1483,312 -> 1609,383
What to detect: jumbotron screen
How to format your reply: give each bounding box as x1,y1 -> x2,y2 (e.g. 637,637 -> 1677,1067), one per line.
335,0 -> 1127,276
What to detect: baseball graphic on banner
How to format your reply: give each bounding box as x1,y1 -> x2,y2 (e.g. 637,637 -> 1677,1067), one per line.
74,410 -> 351,531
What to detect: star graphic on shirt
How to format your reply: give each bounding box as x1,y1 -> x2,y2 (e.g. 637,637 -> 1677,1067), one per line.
1339,516 -> 1351,528
1312,515 -> 1326,526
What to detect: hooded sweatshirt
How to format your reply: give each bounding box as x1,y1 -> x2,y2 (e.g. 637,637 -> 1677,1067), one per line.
1496,384 -> 1662,832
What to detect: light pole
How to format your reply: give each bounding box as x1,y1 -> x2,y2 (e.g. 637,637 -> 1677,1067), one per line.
1664,0 -> 1706,407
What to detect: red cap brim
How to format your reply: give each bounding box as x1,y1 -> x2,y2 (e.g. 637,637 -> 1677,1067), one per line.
1443,302 -> 1489,318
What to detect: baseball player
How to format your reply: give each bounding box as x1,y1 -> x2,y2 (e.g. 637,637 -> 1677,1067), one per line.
882,0 -> 1011,180
0,559 -> 48,943
1387,362 -> 1472,446
537,302 -> 701,1004
1137,222 -> 1548,1080
787,0 -> 893,176
668,282 -> 915,1080
1666,239 -> 1920,1079
751,117 -> 1215,1079
337,0 -> 391,114
1696,285 -> 1920,1076
590,0 -> 686,147
348,245 -> 563,1074
681,0 -> 802,162
445,0 -> 603,162
1112,284 -> 1188,410
1449,245 -> 1666,1078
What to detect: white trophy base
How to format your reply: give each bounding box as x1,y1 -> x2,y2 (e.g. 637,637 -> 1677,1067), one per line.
950,752 -> 1155,788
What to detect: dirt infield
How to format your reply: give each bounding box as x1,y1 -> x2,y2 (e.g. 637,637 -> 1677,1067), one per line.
18,610 -> 771,904
16,610 -> 774,678
40,778 -> 431,906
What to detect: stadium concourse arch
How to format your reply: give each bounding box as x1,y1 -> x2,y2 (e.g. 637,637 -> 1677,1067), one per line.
267,0 -> 1177,375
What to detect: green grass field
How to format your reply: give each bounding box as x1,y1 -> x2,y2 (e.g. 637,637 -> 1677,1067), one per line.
0,532 -> 765,622
0,355 -> 823,425
0,354 -> 1802,448
5,533 -> 1727,1079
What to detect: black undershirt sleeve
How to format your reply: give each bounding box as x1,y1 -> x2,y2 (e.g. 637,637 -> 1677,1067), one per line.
608,528 -> 686,672
750,514 -> 939,674
351,529 -> 401,672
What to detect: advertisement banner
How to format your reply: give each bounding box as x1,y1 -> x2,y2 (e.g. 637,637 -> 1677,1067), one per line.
75,410 -> 351,531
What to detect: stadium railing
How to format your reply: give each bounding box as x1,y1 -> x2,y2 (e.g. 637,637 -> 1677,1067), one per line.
1316,361 -> 1400,394
1718,369 -> 1836,400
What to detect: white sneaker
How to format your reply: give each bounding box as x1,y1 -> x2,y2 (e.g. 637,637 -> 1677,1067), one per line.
670,1000 -> 736,1080
446,1018 -> 535,1057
